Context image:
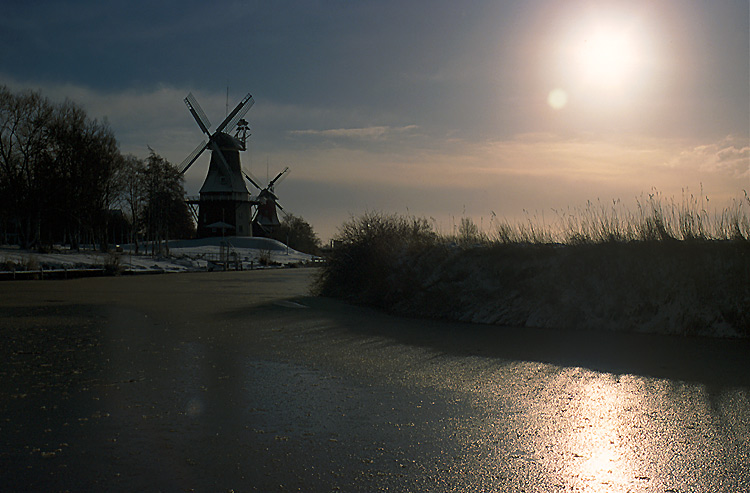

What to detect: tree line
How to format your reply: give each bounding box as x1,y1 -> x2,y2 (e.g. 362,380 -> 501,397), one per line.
0,86 -> 193,252
268,213 -> 321,255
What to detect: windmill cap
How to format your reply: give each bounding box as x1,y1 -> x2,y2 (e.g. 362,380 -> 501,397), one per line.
212,132 -> 243,150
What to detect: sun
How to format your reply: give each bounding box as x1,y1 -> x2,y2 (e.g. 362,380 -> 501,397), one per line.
574,24 -> 640,90
550,9 -> 653,108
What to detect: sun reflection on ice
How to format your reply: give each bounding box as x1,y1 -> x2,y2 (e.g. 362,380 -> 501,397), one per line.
565,374 -> 638,491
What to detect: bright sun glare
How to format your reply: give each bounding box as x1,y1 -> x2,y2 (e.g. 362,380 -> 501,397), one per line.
549,10 -> 652,110
575,25 -> 640,89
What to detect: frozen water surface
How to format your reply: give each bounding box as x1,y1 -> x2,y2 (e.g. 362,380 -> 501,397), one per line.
1,270 -> 748,491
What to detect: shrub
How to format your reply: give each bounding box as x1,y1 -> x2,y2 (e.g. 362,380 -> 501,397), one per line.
316,191 -> 749,337
314,211 -> 437,305
25,255 -> 39,271
257,248 -> 272,266
103,252 -> 123,275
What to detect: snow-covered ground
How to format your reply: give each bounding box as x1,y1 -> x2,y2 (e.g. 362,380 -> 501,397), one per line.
0,236 -> 322,276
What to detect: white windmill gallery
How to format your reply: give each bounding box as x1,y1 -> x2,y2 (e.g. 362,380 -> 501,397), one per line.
179,92 -> 289,239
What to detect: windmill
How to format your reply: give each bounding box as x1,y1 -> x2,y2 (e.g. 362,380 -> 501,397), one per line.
179,92 -> 255,237
242,166 -> 290,236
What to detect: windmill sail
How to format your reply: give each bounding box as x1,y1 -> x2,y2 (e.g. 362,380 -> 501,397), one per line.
179,139 -> 208,174
185,93 -> 212,134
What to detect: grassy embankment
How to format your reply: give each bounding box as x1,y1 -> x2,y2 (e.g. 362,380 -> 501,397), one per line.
315,192 -> 750,338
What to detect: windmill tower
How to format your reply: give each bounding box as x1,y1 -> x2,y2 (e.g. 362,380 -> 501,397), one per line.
179,92 -> 255,238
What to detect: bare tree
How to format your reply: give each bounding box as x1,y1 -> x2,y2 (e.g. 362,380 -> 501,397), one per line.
120,154 -> 147,253
0,86 -> 54,249
141,150 -> 194,254
0,87 -> 126,250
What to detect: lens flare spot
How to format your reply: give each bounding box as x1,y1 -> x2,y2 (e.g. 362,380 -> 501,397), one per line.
548,89 -> 568,109
186,397 -> 204,417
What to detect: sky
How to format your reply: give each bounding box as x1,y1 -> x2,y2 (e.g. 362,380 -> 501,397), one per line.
2,0 -> 748,241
